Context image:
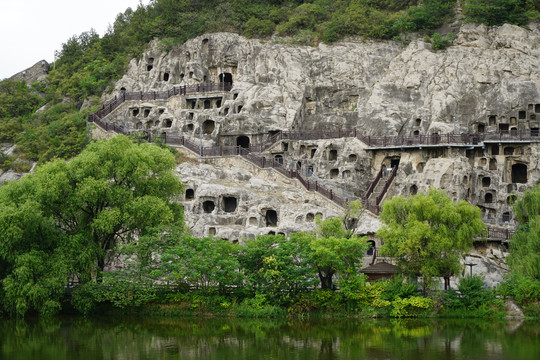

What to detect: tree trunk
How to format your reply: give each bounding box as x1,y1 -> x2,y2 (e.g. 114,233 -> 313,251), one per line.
444,276 -> 450,291
318,269 -> 335,290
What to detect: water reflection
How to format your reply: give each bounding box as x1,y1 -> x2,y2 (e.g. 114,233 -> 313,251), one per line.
0,317 -> 538,360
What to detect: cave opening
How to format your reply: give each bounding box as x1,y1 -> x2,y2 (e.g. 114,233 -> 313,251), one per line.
237,135 -> 250,149
219,72 -> 233,85
163,72 -> 169,81
410,184 -> 418,195
223,197 -> 237,212
512,164 -> 527,183
482,177 -> 491,187
185,189 -> 194,200
265,209 -> 278,227
348,154 -> 357,162
203,200 -> 215,213
329,149 -> 338,161
484,193 -> 493,203
202,120 -> 215,134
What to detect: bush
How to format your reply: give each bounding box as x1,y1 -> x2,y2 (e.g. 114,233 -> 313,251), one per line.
245,17 -> 276,38
463,0 -> 537,26
429,32 -> 454,50
458,275 -> 495,309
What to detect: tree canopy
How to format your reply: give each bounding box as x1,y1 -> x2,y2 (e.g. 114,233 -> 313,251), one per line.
377,189 -> 485,291
507,186 -> 540,279
0,135 -> 184,316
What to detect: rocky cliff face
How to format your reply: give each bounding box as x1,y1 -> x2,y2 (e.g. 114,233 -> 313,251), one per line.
98,23 -> 540,285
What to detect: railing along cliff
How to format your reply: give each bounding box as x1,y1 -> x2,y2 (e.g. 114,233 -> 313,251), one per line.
88,82 -> 232,122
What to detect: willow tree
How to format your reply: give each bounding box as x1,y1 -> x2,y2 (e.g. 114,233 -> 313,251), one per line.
0,135 -> 183,316
377,189 -> 485,292
508,186 -> 540,279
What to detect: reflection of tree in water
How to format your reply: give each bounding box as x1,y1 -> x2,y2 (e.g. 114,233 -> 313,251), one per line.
0,317 -> 538,359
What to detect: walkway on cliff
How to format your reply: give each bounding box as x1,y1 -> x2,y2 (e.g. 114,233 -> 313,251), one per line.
88,85 -> 520,241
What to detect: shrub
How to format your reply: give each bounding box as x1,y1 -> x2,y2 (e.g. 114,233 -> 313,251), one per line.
245,17 -> 276,38
390,296 -> 433,317
458,275 -> 495,310
430,32 -> 454,50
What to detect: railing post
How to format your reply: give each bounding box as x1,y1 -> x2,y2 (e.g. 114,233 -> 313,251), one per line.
315,181 -> 318,191
163,132 -> 167,144
330,189 -> 333,200
140,91 -> 143,100
354,128 -> 357,138
262,157 -> 265,168
220,146 -> 223,156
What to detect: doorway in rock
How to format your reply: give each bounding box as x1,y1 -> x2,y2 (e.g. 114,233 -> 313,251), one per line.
265,209 -> 278,227
219,72 -> 233,85
512,164 -> 527,184
236,135 -> 250,149
390,158 -> 400,169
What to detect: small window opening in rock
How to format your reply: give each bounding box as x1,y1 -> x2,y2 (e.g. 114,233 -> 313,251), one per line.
188,112 -> 194,120
204,100 -> 211,109
482,177 -> 491,187
310,148 -> 317,158
237,136 -> 250,149
484,193 -> 493,203
489,158 -> 497,170
491,145 -> 499,155
237,105 -> 243,113
203,200 -> 215,213
274,155 -> 283,165
480,158 -> 487,166
342,170 -> 351,179
512,163 -> 527,183
531,114 -> 536,120
536,104 -> 540,113
507,183 -> 515,193
146,121 -> 153,130
504,147 -> 514,156
185,189 -> 194,200
190,100 -> 196,109
216,99 -> 222,108
164,119 -> 172,128
529,104 -> 534,111
202,38 -> 209,49
146,64 -> 153,71
488,115 -> 497,125
268,231 -> 276,235
502,212 -> 511,223
330,168 -> 339,178
154,120 -> 160,127
510,117 -> 517,125
415,118 -> 421,126
300,145 -> 306,154
163,72 -> 170,81
282,142 -> 289,152
463,175 -> 468,184
203,75 -> 207,82
532,128 -> 539,137
208,227 -> 216,236
120,87 -> 126,93
269,130 -> 280,138
307,166 -> 314,177
477,123 -> 485,133
188,71 -> 193,79
417,162 -> 425,173
510,127 -> 518,136
232,240 -> 239,244
223,197 -> 237,212
413,130 -> 420,136
186,123 -> 194,132
219,73 -> 233,85
366,240 -> 376,256
391,158 -> 400,169
348,154 -> 357,162
278,232 -> 285,236
143,108 -> 150,118
296,161 -> 302,170
507,195 -> 517,205
306,213 -> 314,222
136,122 -> 142,129
202,120 -> 215,134
158,109 -> 165,115
410,184 -> 418,195
233,93 -> 238,100
132,108 -> 139,116
265,209 -> 278,227
329,149 -> 338,161
519,111 -> 526,120
223,107 -> 229,115
180,73 -> 185,81
499,123 -> 509,132
249,217 -> 257,226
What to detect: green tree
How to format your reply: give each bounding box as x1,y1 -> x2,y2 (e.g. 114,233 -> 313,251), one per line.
463,0 -> 538,26
508,186 -> 540,279
0,135 -> 183,316
292,217 -> 367,290
377,189 -> 485,292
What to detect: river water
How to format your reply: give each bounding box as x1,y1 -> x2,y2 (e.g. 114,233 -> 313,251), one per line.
0,316 -> 538,359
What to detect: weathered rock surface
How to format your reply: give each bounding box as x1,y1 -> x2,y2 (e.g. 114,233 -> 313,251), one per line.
96,23 -> 540,285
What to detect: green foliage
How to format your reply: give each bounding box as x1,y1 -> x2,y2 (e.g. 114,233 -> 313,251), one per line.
245,17 -> 276,38
0,136 -> 183,316
429,32 -> 455,50
377,189 -> 485,292
463,0 -> 540,26
390,296 -> 433,317
499,273 -> 540,317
